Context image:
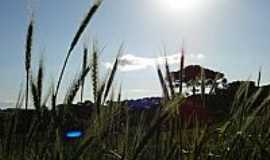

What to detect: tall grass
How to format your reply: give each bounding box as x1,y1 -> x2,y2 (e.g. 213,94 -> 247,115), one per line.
2,65 -> 270,160
54,0 -> 102,104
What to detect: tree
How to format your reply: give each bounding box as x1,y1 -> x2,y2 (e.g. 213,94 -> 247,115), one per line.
169,65 -> 225,95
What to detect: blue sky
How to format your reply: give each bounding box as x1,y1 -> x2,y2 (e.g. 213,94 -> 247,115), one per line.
1,0 -> 270,105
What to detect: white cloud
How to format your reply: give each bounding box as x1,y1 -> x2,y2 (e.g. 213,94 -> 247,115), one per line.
104,53 -> 205,72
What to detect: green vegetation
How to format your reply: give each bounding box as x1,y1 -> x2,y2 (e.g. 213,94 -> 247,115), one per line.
0,0 -> 269,159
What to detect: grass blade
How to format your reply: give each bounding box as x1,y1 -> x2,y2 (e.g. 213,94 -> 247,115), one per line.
165,57 -> 175,99
103,46 -> 123,103
179,47 -> 185,94
31,78 -> 40,111
157,65 -> 169,100
81,46 -> 88,102
257,67 -> 262,87
65,64 -> 92,104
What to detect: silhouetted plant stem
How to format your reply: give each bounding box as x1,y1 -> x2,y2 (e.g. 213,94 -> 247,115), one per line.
92,44 -> 99,103
179,47 -> 184,95
165,57 -> 175,99
81,47 -> 88,102
257,67 -> 262,87
26,72 -> 30,110
157,65 -> 169,100
64,63 -> 93,104
102,45 -> 123,104
54,1 -> 101,103
25,19 -> 34,110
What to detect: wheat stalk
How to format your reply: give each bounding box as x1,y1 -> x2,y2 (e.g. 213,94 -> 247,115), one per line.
37,58 -> 43,106
157,65 -> 169,100
179,47 -> 185,94
25,19 -> 34,110
30,58 -> 44,113
65,63 -> 93,104
54,0 -> 102,103
103,58 -> 118,104
257,67 -> 262,87
92,44 -> 99,103
103,46 -> 123,104
31,78 -> 39,111
165,57 -> 175,99
81,46 -> 88,102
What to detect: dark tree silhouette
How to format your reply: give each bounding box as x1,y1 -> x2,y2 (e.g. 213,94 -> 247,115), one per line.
169,65 -> 225,95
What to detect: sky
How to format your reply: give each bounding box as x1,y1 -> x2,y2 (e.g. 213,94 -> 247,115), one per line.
1,0 -> 270,106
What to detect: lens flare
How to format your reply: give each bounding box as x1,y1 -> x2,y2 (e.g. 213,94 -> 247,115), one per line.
65,130 -> 83,139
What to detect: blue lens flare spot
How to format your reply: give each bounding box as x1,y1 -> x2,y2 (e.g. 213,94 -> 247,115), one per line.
65,130 -> 83,139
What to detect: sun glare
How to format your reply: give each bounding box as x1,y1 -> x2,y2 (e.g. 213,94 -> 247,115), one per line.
161,0 -> 202,13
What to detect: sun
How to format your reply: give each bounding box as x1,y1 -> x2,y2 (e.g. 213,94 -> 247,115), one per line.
161,0 -> 202,13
